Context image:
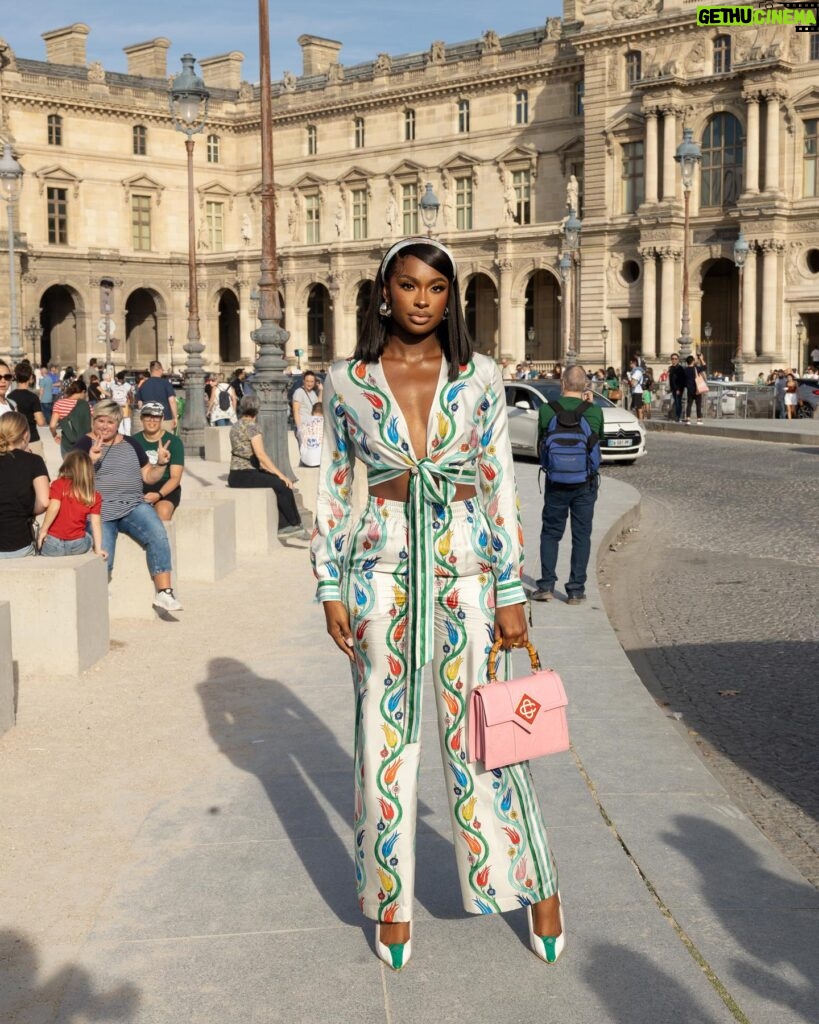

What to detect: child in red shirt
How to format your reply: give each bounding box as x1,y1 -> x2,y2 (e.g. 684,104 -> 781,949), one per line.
38,450 -> 107,558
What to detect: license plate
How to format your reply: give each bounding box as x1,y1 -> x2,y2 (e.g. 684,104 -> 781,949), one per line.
607,438 -> 632,447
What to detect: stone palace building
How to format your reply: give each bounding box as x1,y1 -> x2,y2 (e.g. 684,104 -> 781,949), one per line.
1,0 -> 818,375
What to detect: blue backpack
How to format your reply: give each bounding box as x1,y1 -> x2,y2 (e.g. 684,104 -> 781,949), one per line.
539,400 -> 601,485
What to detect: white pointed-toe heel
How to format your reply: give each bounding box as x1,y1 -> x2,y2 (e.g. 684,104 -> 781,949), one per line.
526,894 -> 565,964
375,922 -> 412,971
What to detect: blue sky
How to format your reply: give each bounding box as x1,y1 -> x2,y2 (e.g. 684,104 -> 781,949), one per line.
4,1 -> 563,82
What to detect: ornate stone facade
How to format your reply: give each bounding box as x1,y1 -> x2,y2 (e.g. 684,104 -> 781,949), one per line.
1,5 -> 818,374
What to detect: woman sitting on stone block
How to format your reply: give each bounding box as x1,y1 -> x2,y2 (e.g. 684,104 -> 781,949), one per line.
0,411 -> 49,558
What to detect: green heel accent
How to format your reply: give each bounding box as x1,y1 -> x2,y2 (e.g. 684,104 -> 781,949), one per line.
540,935 -> 559,964
387,943 -> 405,970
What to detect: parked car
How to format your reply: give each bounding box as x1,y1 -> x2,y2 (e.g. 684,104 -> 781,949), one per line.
504,381 -> 647,464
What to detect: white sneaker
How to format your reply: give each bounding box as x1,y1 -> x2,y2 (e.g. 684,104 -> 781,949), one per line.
153,589 -> 183,612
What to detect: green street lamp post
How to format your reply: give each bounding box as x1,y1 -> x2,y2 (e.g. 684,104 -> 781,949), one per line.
169,54 -> 210,456
0,143 -> 24,364
419,182 -> 441,237
561,206 -> 581,367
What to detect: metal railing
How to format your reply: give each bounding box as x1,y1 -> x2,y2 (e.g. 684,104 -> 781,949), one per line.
650,382 -> 777,420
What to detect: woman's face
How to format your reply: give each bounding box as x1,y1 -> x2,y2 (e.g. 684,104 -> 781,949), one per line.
303,373 -> 316,391
384,255 -> 450,338
0,364 -> 11,401
94,416 -> 119,442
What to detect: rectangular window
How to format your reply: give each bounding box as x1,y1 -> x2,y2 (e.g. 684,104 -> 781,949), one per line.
455,176 -> 473,230
133,125 -> 147,156
512,168 -> 531,225
811,35 -> 819,61
131,195 -> 151,251
47,114 -> 62,147
307,125 -> 317,156
625,52 -> 642,87
352,187 -> 368,240
401,182 -> 418,234
207,134 -> 220,163
713,36 -> 731,74
805,119 -> 818,198
405,109 -> 416,141
458,99 -> 470,133
575,81 -> 585,116
206,200 -> 224,251
47,187 -> 68,244
305,194 -> 320,243
354,117 -> 365,148
515,90 -> 528,125
621,141 -> 645,213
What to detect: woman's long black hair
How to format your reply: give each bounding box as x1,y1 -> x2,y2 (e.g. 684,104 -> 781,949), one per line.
353,241 -> 474,382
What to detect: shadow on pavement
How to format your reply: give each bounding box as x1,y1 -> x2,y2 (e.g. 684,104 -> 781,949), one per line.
665,815 -> 818,1024
0,930 -> 139,1024
583,942 -> 726,1023
197,657 -> 467,928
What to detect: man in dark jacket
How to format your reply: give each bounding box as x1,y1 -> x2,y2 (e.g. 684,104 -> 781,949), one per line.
668,353 -> 687,423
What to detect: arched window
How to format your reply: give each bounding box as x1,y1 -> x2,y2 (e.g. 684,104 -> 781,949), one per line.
625,51 -> 642,86
713,35 -> 731,74
132,125 -> 147,156
207,134 -> 220,163
701,113 -> 745,207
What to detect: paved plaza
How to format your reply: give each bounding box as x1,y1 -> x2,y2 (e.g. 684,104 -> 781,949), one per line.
0,427 -> 817,1024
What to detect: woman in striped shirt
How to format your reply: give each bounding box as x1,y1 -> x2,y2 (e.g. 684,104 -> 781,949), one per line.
75,400 -> 183,613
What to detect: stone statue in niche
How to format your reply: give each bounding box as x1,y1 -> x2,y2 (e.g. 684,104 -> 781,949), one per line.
282,70 -> 297,92
288,193 -> 302,241
546,18 -> 562,41
429,41 -> 446,65
481,30 -> 501,54
503,182 -> 518,224
385,193 -> 398,233
327,63 -> 344,85
374,53 -> 392,74
241,214 -> 252,245
334,199 -> 346,238
566,174 -> 579,215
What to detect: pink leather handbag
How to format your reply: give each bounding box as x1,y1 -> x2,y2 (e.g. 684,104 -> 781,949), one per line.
467,640 -> 569,771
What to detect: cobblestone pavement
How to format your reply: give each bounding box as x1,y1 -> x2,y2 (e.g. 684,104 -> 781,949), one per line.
599,432 -> 819,886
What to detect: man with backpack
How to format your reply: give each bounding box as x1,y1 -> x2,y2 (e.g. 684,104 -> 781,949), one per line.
531,364 -> 604,605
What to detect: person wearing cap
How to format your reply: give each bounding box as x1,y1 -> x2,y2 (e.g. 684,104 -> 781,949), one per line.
132,402 -> 185,521
310,238 -> 562,971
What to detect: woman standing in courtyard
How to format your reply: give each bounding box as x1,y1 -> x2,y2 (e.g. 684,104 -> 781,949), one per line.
311,238 -> 563,970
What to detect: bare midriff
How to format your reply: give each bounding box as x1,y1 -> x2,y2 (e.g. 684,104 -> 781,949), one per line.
369,473 -> 476,503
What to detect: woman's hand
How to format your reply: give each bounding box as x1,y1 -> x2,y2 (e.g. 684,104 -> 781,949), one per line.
323,600 -> 355,661
494,603 -> 528,650
89,433 -> 103,462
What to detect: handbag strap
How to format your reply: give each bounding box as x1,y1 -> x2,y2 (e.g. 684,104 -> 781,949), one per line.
487,638 -> 541,682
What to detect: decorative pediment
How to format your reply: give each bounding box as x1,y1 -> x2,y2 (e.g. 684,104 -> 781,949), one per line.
33,164 -> 82,199
290,172 -> 327,192
338,166 -> 374,198
121,173 -> 164,206
196,180 -> 235,211
607,112 -> 645,136
494,145 -> 538,184
793,85 -> 819,112
387,159 -> 426,180
245,180 -> 283,210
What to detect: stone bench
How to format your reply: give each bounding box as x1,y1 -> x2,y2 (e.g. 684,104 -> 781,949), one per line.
222,487 -> 280,557
0,602 -> 13,737
0,554 -> 109,677
108,523 -> 178,621
174,499 -> 237,582
203,426 -> 232,463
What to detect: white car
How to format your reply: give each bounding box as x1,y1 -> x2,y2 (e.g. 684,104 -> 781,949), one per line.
504,381 -> 647,464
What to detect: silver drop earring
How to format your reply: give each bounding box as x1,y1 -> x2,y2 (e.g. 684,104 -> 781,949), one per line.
443,306 -> 449,320
379,300 -> 392,318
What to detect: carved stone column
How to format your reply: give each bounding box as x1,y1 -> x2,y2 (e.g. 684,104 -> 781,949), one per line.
661,107 -> 679,202
658,247 -> 679,356
760,240 -> 784,357
741,244 -> 757,359
645,109 -> 659,205
640,247 -> 657,359
496,258 -> 518,360
280,274 -> 299,364
763,90 -> 784,193
743,92 -> 760,195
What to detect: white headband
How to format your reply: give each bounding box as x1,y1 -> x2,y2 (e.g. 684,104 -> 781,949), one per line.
379,237 -> 457,281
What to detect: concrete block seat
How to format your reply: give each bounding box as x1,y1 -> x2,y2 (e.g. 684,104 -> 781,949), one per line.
0,554 -> 109,677
0,602 -> 13,737
203,426 -> 232,463
173,499 -> 236,582
222,487 -> 280,557
108,523 -> 178,621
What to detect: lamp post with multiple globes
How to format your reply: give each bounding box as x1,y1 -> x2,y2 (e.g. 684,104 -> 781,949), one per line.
732,230 -> 749,381
674,128 -> 702,362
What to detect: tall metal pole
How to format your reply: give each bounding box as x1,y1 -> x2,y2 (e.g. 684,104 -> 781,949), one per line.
6,197 -> 22,364
734,265 -> 744,382
679,187 -> 692,362
179,136 -> 207,455
253,0 -> 293,476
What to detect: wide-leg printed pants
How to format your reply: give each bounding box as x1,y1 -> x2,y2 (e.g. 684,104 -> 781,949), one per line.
344,496 -> 558,923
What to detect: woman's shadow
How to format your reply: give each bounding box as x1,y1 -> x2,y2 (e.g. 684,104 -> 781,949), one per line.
196,657 -> 464,928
